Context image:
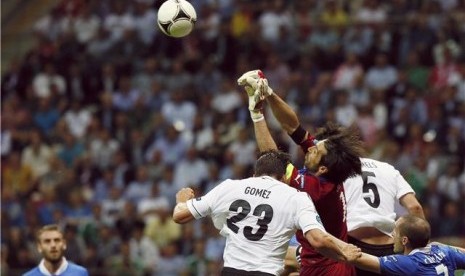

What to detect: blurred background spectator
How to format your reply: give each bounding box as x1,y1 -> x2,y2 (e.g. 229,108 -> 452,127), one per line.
2,0 -> 465,274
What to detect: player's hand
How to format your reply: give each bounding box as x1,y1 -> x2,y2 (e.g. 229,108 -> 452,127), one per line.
341,244 -> 362,262
238,69 -> 274,97
237,69 -> 262,88
176,188 -> 195,204
257,77 -> 274,98
237,69 -> 267,111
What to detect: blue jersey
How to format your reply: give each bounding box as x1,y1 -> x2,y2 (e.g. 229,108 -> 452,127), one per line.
379,244 -> 465,275
23,262 -> 88,276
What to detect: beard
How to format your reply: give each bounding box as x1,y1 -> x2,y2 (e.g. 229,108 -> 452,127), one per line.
393,242 -> 403,254
43,250 -> 64,263
304,160 -> 319,174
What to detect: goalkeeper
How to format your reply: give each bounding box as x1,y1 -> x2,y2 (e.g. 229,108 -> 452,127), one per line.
238,70 -> 364,276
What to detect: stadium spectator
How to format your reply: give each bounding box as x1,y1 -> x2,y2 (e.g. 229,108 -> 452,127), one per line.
145,204 -> 181,248
2,1 -> 465,274
124,165 -> 153,203
32,63 -> 67,99
365,52 -> 398,91
129,220 -> 160,275
23,224 -> 88,276
2,151 -> 35,199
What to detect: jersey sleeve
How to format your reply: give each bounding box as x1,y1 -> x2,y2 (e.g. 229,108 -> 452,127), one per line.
186,181 -> 224,219
446,245 -> 465,269
393,168 -> 415,199
293,192 -> 326,234
285,162 -> 322,200
379,255 -> 416,275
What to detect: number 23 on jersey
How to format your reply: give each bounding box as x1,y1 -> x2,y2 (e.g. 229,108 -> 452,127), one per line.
226,199 -> 274,241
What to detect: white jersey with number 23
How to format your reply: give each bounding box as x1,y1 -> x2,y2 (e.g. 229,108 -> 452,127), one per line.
186,175 -> 325,275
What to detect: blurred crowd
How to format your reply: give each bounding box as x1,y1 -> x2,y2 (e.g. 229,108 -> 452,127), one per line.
1,0 -> 465,275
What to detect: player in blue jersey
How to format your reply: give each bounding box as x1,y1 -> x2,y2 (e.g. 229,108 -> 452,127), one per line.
349,214 -> 465,275
23,224 -> 88,276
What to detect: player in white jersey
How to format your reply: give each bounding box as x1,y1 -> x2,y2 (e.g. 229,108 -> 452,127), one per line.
173,150 -> 362,276
343,157 -> 425,276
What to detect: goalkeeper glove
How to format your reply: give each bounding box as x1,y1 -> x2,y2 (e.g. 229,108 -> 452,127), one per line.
257,77 -> 274,98
238,70 -> 274,98
238,70 -> 262,111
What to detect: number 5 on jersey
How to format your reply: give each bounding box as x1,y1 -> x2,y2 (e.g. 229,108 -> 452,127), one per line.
362,171 -> 380,208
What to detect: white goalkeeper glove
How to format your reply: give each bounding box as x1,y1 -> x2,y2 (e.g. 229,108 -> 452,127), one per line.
237,69 -> 274,99
238,70 -> 275,122
237,70 -> 263,111
257,77 -> 274,98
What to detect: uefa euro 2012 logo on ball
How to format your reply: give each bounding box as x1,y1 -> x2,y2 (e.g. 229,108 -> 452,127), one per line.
157,0 -> 197,38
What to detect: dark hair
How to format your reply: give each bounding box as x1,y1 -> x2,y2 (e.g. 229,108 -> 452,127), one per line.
314,122 -> 345,140
255,150 -> 291,179
315,123 -> 364,184
398,215 -> 431,249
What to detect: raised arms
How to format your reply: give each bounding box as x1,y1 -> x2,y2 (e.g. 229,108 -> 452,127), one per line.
252,117 -> 278,153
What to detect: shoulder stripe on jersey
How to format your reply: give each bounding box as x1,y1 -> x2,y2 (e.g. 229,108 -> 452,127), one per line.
189,200 -> 202,217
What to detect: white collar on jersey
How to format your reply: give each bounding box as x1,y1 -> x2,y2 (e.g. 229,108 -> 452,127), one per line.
38,257 -> 69,275
259,175 -> 281,182
408,244 -> 432,255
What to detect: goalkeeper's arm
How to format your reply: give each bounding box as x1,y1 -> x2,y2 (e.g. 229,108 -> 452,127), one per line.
265,92 -> 303,136
256,78 -> 308,144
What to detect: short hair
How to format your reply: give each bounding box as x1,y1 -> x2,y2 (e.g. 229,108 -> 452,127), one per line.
315,123 -> 364,184
255,150 -> 291,179
398,215 -> 431,249
36,224 -> 63,243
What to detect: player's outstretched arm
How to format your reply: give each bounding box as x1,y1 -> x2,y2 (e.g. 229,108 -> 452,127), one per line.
253,114 -> 278,153
237,71 -> 278,152
172,188 -> 195,224
399,193 -> 425,219
305,229 -> 362,263
349,253 -> 381,274
238,70 -> 305,138
266,92 -> 302,136
256,75 -> 303,136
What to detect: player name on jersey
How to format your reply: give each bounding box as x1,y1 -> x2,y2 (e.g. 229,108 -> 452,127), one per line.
244,186 -> 271,199
361,160 -> 378,168
423,250 -> 446,264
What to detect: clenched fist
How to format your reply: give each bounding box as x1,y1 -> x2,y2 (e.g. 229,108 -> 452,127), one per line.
176,188 -> 195,204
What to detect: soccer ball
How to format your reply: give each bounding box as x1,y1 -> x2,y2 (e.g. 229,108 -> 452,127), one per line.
157,0 -> 197,38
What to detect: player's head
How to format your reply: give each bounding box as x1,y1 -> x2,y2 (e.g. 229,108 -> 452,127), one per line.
393,215 -> 431,254
36,224 -> 67,263
255,150 -> 291,180
306,123 -> 364,184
